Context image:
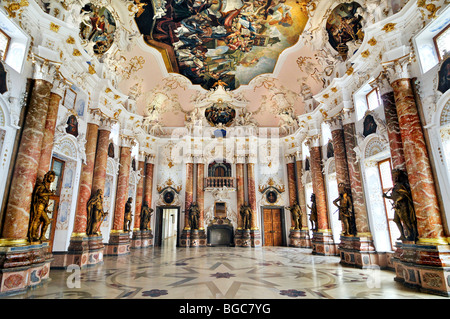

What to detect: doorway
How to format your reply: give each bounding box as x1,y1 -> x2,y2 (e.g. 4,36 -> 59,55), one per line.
262,207 -> 285,246
154,206 -> 180,247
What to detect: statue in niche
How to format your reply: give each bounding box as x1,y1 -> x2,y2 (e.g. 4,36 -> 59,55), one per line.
140,201 -> 153,231
307,193 -> 318,232
86,189 -> 108,236
333,183 -> 356,236
286,200 -> 303,230
28,171 -> 56,242
123,197 -> 133,232
240,202 -> 253,230
383,169 -> 417,242
189,202 -> 200,230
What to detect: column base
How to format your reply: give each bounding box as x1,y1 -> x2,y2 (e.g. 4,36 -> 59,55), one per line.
392,241 -> 450,296
190,229 -> 207,247
180,229 -> 191,247
311,231 -> 338,256
338,235 -> 384,269
289,229 -> 312,248
54,235 -> 104,269
130,230 -> 153,249
235,229 -> 262,247
105,232 -> 131,256
0,242 -> 53,296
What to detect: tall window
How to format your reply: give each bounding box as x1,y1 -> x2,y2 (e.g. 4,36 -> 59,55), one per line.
434,24 -> 450,61
377,159 -> 401,250
0,29 -> 10,61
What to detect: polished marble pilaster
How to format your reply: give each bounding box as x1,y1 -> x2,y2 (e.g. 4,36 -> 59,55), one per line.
295,158 -> 311,248
181,162 -> 194,247
132,159 -> 146,249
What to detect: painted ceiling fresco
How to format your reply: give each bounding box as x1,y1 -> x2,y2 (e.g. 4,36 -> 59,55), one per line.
134,0 -> 309,90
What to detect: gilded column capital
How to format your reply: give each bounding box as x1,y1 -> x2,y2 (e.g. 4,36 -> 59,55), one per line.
31,54 -> 61,83
146,153 -> 156,164
295,150 -> 302,162
341,108 -> 355,126
87,108 -> 103,126
234,154 -> 246,164
284,154 -> 296,164
119,134 -> 136,148
305,134 -> 321,148
370,71 -> 393,96
326,116 -> 343,132
99,116 -> 118,132
50,73 -> 69,97
382,53 -> 413,84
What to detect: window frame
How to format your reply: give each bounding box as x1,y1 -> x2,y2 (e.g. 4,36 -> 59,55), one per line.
0,28 -> 11,61
377,158 -> 396,251
365,87 -> 381,111
433,23 -> 450,62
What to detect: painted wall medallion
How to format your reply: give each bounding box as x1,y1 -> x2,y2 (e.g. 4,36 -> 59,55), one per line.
205,101 -> 236,126
438,57 -> 450,94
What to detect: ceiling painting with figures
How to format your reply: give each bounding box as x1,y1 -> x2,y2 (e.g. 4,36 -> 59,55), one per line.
134,0 -> 309,90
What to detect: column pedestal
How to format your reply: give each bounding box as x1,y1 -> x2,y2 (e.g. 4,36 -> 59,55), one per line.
105,232 -> 131,256
338,235 -> 383,268
393,242 -> 450,296
131,230 -> 142,249
87,236 -> 104,266
131,230 -> 154,249
180,229 -> 191,247
311,231 -> 337,256
289,229 -> 301,247
235,229 -> 251,247
190,230 -> 207,247
0,242 -> 53,296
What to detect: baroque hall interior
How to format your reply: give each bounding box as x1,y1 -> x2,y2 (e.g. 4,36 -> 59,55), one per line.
0,0 -> 449,300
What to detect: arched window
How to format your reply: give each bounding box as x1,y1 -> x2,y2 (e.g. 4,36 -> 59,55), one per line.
208,160 -> 232,177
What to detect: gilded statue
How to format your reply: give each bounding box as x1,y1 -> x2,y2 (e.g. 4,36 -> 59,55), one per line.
333,183 -> 356,236
240,202 -> 252,230
86,189 -> 108,236
286,200 -> 303,230
123,197 -> 133,232
307,193 -> 318,232
28,171 -> 56,242
188,202 -> 200,230
140,201 -> 153,231
383,169 -> 417,242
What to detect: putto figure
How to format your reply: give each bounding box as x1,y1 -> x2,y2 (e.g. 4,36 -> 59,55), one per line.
28,171 -> 56,243
383,169 -> 417,242
86,189 -> 108,236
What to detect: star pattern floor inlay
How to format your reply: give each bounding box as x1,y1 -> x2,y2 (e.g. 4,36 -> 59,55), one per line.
5,246 -> 447,299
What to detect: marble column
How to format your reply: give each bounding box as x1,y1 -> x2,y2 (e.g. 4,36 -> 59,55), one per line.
0,58 -> 58,296
2,71 -> 54,241
191,159 -> 206,247
180,158 -> 194,247
295,153 -> 311,248
68,110 -> 101,268
106,135 -> 134,256
131,154 -> 146,249
140,155 -> 154,248
339,109 -> 377,268
383,55 -> 450,296
373,73 -> 406,171
91,119 -> 113,195
247,159 -> 262,247
307,135 -> 335,255
328,117 -> 351,188
234,157 -> 246,247
286,155 -> 301,247
37,78 -> 65,180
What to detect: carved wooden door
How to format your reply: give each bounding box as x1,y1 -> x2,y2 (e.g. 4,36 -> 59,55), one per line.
263,208 -> 283,246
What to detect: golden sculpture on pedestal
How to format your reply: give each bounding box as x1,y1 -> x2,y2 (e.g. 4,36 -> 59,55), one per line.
307,193 -> 318,232
86,189 -> 108,236
240,202 -> 252,230
383,169 -> 417,242
28,171 -> 56,243
333,183 -> 356,236
188,202 -> 200,230
140,201 -> 153,231
123,197 -> 133,232
286,201 -> 303,230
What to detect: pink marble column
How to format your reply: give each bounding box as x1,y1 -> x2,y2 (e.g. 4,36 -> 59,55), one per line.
391,78 -> 444,242
91,125 -> 111,195
373,74 -> 406,171
72,121 -> 99,235
133,158 -> 146,230
112,142 -> 133,231
247,162 -> 258,230
286,160 -> 297,207
2,78 -> 53,240
329,119 -> 351,188
184,162 -> 194,229
196,162 -> 205,230
295,157 -> 308,228
308,141 -> 329,231
37,91 -> 63,180
143,160 -> 154,208
236,162 -> 245,229
342,113 -> 370,234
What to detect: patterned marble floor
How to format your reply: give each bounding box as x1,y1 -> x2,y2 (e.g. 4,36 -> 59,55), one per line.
5,245 -> 447,300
